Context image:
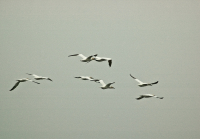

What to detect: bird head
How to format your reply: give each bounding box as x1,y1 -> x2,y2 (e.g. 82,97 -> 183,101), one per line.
91,57 -> 95,60
110,86 -> 115,89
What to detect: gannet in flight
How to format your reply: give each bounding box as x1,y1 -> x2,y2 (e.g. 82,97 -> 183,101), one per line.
136,94 -> 163,100
10,78 -> 40,91
130,74 -> 158,87
99,80 -> 115,89
27,73 -> 53,81
68,54 -> 97,63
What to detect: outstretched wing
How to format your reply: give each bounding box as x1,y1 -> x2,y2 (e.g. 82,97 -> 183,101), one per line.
130,74 -> 144,84
75,76 -> 82,79
108,60 -> 112,67
151,81 -> 159,85
68,54 -> 87,59
68,54 -> 79,57
10,81 -> 20,91
99,80 -> 106,86
105,82 -> 115,87
47,78 -> 53,81
136,96 -> 144,100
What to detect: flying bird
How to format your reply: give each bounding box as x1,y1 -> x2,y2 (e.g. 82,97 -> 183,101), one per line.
136,94 -> 163,100
130,74 -> 158,87
75,76 -> 100,83
27,73 -> 53,81
68,54 -> 97,63
93,56 -> 112,67
10,78 -> 40,91
99,80 -> 115,89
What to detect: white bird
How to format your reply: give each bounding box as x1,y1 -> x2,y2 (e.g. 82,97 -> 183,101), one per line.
27,73 -> 53,81
68,54 -> 97,63
99,80 -> 115,89
136,94 -> 163,100
10,78 -> 40,91
130,74 -> 158,87
93,56 -> 112,67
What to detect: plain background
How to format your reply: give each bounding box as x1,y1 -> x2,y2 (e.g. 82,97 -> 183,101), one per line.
0,0 -> 200,139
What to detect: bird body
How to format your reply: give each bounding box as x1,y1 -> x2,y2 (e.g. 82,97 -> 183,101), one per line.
68,54 -> 97,63
27,73 -> 53,81
130,74 -> 158,87
93,56 -> 112,67
10,78 -> 40,91
99,80 -> 115,89
136,94 -> 163,100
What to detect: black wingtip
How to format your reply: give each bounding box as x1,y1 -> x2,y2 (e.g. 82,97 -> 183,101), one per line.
152,81 -> 159,84
48,78 -> 53,81
108,60 -> 112,67
68,54 -> 78,57
130,74 -> 136,79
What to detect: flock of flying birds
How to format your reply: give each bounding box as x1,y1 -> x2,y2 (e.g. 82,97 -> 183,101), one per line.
10,53 -> 163,100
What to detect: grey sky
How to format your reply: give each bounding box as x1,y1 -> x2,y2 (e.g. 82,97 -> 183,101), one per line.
0,0 -> 200,139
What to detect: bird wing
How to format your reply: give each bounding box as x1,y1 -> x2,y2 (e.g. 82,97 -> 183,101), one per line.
105,82 -> 115,87
136,96 -> 144,100
108,60 -> 112,67
91,79 -> 100,83
101,57 -> 111,61
78,54 -> 87,59
82,76 -> 90,80
99,80 -> 106,86
48,78 -> 53,81
68,54 -> 79,57
143,94 -> 154,97
151,81 -> 159,85
68,54 -> 87,59
75,76 -> 82,79
94,56 -> 101,60
130,74 -> 144,84
10,81 -> 20,91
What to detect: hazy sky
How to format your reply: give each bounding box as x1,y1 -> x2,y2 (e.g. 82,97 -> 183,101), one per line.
1,0 -> 200,139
